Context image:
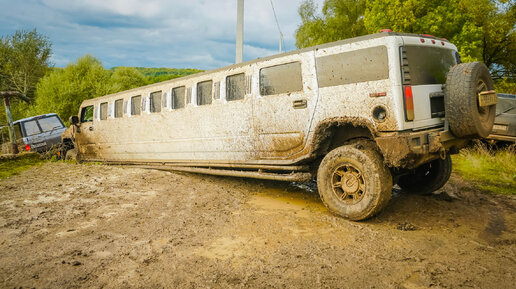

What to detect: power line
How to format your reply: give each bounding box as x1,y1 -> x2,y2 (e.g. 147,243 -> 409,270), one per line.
269,0 -> 285,53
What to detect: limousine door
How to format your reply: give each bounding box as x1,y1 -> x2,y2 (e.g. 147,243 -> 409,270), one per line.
253,53 -> 318,159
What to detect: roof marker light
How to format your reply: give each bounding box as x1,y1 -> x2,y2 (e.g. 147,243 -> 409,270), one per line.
380,29 -> 393,32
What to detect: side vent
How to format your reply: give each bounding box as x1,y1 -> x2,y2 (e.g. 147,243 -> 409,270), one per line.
400,47 -> 411,85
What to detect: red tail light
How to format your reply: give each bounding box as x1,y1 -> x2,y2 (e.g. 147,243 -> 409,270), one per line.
404,86 -> 415,121
25,144 -> 31,151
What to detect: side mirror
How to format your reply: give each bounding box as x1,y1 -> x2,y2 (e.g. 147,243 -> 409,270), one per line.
70,116 -> 79,126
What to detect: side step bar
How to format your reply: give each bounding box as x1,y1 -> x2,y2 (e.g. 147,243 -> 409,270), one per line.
125,164 -> 313,182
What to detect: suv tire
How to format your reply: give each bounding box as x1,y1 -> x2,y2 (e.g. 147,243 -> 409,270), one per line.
397,154 -> 452,195
445,62 -> 496,138
317,141 -> 392,220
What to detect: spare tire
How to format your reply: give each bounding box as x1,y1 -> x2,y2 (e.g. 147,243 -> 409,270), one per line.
444,62 -> 496,138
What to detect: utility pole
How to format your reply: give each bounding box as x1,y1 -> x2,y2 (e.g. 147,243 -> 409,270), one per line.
1,91 -> 21,154
236,0 -> 244,63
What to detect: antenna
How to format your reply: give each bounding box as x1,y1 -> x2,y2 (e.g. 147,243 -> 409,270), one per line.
269,0 -> 284,53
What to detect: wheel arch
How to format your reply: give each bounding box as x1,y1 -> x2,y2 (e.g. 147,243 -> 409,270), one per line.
309,117 -> 376,159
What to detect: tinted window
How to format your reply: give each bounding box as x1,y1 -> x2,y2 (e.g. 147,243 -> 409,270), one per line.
131,95 -> 141,116
100,102 -> 108,120
38,116 -> 63,132
23,120 -> 41,136
197,80 -> 213,105
404,46 -> 456,85
260,62 -> 302,96
172,86 -> 186,109
226,73 -> 245,101
115,99 -> 124,118
150,91 -> 162,113
80,105 -> 94,122
316,46 -> 389,88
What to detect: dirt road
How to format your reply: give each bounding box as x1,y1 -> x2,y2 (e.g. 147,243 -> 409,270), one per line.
1,162 -> 515,288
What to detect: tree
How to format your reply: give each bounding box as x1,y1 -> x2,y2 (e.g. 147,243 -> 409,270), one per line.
31,55 -> 111,123
0,29 -> 51,152
296,0 -> 367,48
0,29 -> 51,99
109,67 -> 147,92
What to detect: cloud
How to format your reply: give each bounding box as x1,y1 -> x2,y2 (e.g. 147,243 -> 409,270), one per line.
0,0 -> 324,70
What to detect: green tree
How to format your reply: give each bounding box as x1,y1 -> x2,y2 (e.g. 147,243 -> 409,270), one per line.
0,29 -> 51,97
31,55 -> 111,123
296,0 -> 367,48
109,66 -> 147,92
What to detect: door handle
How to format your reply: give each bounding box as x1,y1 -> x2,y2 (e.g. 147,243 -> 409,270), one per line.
293,99 -> 307,109
89,126 -> 94,131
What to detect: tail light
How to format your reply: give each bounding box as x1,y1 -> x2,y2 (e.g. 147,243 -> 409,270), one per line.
404,85 -> 415,121
25,144 -> 31,151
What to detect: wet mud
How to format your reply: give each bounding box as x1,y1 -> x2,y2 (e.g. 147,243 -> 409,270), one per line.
1,162 -> 515,288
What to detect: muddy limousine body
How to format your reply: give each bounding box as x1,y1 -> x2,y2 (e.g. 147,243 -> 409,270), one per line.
63,32 -> 497,220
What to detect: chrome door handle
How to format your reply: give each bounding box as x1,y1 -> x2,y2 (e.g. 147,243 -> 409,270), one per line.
293,99 -> 307,109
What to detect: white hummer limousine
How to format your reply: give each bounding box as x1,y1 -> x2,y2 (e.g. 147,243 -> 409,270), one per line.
63,32 -> 497,220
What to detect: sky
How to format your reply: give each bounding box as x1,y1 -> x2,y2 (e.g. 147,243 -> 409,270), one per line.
0,0 -> 325,70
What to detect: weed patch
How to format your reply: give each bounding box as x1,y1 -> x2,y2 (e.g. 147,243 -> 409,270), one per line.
452,143 -> 516,195
0,153 -> 45,179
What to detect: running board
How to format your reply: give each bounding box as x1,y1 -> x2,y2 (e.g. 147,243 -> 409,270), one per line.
129,165 -> 313,182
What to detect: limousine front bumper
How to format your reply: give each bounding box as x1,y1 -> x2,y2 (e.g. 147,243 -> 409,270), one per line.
375,127 -> 468,169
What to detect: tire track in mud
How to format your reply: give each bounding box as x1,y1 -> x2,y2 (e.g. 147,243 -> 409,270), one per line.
0,162 -> 515,288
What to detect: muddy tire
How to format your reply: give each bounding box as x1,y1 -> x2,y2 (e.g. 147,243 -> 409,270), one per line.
65,148 -> 78,161
397,154 -> 452,195
317,141 -> 392,221
445,62 -> 496,138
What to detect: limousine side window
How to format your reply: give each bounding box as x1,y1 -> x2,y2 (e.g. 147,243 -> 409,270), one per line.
114,99 -> 124,118
197,80 -> 213,105
260,62 -> 303,96
100,102 -> 108,120
131,95 -> 142,116
172,86 -> 186,109
150,91 -> 162,113
316,46 -> 389,88
81,105 -> 94,122
226,73 -> 245,101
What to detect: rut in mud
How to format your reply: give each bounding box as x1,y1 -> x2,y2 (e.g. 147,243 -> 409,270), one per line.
0,162 -> 515,288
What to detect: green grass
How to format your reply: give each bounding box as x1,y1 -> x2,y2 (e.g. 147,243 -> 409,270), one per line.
0,153 -> 45,179
452,143 -> 516,195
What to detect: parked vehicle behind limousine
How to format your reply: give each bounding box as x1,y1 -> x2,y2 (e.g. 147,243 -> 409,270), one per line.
62,32 -> 497,220
486,93 -> 516,143
1,113 -> 66,153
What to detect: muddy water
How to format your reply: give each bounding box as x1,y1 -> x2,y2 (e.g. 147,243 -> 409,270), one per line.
0,162 -> 515,288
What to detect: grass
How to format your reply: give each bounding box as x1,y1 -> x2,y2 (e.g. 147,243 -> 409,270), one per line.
0,153 -> 45,179
452,142 -> 516,195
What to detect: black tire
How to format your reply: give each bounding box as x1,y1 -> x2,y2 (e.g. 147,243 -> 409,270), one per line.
445,62 -> 496,138
397,154 -> 452,195
317,141 -> 392,221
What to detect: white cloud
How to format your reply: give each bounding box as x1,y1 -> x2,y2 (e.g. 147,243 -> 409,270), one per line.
0,0 -> 325,69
